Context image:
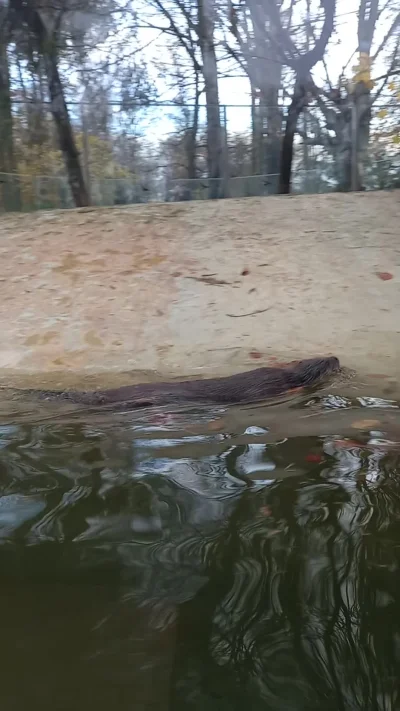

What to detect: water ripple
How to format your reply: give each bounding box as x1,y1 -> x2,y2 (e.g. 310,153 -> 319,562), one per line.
0,392 -> 399,709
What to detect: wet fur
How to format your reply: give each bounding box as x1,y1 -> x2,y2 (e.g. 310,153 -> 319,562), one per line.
36,356 -> 340,409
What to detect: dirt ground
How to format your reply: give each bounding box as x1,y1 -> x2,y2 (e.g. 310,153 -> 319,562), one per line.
0,190 -> 399,389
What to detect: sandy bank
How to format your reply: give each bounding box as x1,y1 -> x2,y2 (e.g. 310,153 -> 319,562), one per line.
0,190 -> 399,389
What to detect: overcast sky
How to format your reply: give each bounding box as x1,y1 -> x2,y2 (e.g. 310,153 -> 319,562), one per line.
127,0 -> 395,138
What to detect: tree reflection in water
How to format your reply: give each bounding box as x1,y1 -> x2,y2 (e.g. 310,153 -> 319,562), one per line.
0,412 -> 399,710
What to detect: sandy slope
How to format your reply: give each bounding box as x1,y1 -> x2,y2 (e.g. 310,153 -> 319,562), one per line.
0,190 -> 399,389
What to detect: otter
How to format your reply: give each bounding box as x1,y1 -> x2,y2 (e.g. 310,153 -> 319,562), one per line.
34,356 -> 340,409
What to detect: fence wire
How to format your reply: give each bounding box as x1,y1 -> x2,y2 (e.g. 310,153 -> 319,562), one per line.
0,99 -> 399,211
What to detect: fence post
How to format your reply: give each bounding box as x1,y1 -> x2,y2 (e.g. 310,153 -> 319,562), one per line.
34,176 -> 40,210
302,108 -> 309,193
80,98 -> 91,204
351,97 -> 359,191
222,105 -> 229,197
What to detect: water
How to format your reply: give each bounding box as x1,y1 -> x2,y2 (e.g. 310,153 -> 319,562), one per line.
1,388 -> 400,710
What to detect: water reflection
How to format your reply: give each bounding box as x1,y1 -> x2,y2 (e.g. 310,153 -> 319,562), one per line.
0,394 -> 399,710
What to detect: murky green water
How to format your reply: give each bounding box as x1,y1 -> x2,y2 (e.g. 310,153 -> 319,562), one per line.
1,389 -> 400,710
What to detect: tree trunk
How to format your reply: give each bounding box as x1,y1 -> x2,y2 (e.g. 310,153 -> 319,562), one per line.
270,0 -> 335,193
250,87 -> 258,175
278,79 -> 309,194
0,45 -> 14,175
11,0 -> 89,207
354,87 -> 371,190
350,0 -> 378,191
42,51 -> 89,208
265,87 -> 282,191
197,0 -> 222,199
186,73 -> 200,180
0,9 -> 20,211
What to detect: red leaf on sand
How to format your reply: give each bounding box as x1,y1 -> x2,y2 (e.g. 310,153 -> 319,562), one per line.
149,413 -> 171,425
208,419 -> 225,431
376,272 -> 393,281
305,453 -> 323,463
249,350 -> 262,359
333,439 -> 363,448
351,419 -> 380,429
242,268 -> 250,276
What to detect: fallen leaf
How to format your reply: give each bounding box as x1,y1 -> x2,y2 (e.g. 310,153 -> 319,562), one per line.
149,413 -> 172,425
242,268 -> 250,276
305,453 -> 323,463
208,419 -> 225,431
334,438 -> 400,452
249,350 -> 262,359
188,275 -> 230,286
351,419 -> 381,430
333,439 -> 363,448
376,272 -> 393,281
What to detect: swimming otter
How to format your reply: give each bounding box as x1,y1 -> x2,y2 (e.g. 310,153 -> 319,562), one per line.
35,356 -> 340,409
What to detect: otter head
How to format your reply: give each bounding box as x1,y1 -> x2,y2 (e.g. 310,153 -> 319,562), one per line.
286,356 -> 340,389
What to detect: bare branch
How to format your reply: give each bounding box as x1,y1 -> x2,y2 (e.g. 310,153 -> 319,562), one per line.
371,35 -> 400,104
150,0 -> 202,71
372,10 -> 400,62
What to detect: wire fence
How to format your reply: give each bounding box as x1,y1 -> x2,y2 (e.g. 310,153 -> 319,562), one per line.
0,98 -> 399,211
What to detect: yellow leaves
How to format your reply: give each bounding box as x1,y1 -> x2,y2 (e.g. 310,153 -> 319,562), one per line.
351,419 -> 381,430
16,143 -> 62,176
351,52 -> 375,90
12,115 -> 133,208
376,108 -> 388,119
374,103 -> 400,148
75,134 -> 130,179
388,81 -> 400,101
14,115 -> 130,181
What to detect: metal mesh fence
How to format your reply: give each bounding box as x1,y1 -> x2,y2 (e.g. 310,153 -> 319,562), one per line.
1,99 -> 399,211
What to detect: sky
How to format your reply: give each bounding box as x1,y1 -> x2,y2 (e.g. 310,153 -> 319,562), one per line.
66,0 -> 397,148
119,0 -> 396,140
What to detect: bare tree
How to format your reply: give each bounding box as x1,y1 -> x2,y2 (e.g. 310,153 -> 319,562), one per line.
147,0 -> 223,198
0,6 -> 13,175
9,0 -> 93,206
0,2 -> 21,209
264,0 -> 336,193
197,0 -> 222,197
154,41 -> 203,184
226,0 -> 283,184
350,0 -> 399,189
225,0 -> 336,193
300,0 -> 400,191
